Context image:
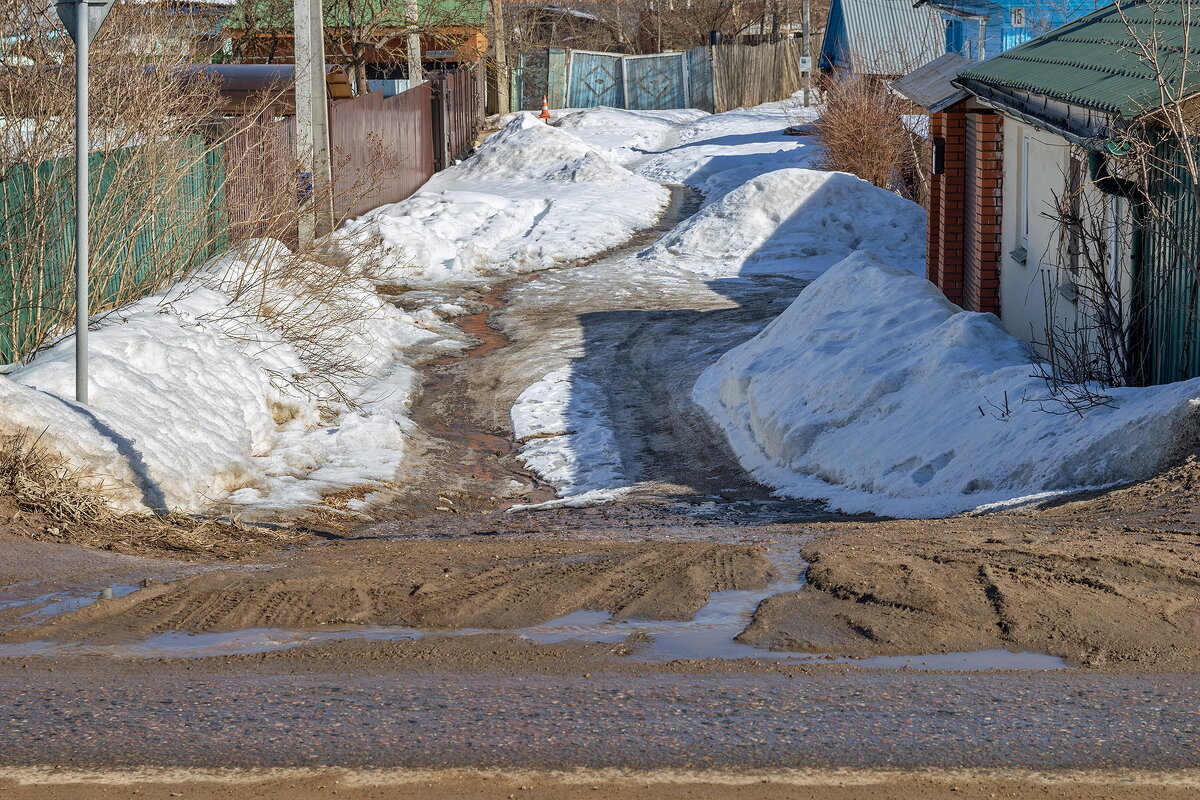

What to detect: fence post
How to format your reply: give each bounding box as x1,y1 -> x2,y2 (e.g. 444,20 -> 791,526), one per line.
564,49 -> 574,109
619,55 -> 629,109
711,45 -> 724,113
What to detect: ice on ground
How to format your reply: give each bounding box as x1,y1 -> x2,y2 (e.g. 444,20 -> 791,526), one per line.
339,113 -> 670,286
511,366 -> 625,497
644,168 -> 926,279
0,240 -> 458,515
637,98 -> 823,203
695,252 -> 1200,518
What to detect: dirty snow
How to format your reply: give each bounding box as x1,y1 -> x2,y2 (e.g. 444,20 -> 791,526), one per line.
0,240 -> 459,515
339,113 -> 670,285
510,366 -> 625,497
695,252 -> 1200,518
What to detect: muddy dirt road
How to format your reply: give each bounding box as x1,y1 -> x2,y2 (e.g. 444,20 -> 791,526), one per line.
377,186 -> 822,514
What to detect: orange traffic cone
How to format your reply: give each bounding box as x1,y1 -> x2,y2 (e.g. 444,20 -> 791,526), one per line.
538,95 -> 552,122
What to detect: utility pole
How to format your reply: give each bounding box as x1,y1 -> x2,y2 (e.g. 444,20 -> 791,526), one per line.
294,0 -> 333,246
406,0 -> 423,85
489,0 -> 510,113
802,0 -> 811,106
55,0 -> 115,404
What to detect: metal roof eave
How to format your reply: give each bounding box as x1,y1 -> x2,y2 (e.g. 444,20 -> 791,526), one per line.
953,77 -> 1118,149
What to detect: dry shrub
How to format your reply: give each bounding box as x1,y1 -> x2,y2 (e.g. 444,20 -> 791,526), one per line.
0,431 -> 111,524
815,74 -> 912,190
0,431 -> 307,558
1,1 -> 224,362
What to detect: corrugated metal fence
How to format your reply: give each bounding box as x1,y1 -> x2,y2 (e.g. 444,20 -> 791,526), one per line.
513,40 -> 808,114
1138,135 -> 1200,385
328,83 -> 436,221
0,135 -> 227,363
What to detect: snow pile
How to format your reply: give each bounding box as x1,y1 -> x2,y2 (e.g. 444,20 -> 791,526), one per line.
510,366 -> 625,498
340,113 -> 670,285
0,241 -> 454,515
645,168 -> 926,279
554,107 -> 707,163
695,252 -> 1200,517
637,99 -> 822,203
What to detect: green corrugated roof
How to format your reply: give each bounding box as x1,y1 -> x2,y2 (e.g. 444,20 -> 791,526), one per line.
958,0 -> 1200,118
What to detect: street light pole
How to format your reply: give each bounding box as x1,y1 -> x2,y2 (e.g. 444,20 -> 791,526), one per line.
56,0 -> 114,404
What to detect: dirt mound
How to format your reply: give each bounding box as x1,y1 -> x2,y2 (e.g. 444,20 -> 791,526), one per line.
738,517 -> 1200,670
5,539 -> 774,643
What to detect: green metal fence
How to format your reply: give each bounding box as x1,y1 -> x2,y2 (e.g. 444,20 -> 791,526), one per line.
0,135 -> 228,364
1138,135 -> 1200,385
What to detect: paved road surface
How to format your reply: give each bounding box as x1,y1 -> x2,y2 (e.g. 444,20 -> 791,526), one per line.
3,667 -> 1197,769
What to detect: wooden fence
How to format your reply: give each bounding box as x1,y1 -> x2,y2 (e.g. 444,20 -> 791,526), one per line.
430,65 -> 485,171
512,39 -> 812,114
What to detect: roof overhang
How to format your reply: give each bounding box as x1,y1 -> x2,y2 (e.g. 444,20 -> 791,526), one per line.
953,76 -> 1118,149
890,52 -> 972,113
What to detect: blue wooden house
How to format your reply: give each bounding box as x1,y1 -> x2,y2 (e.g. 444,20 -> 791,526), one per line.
916,0 -> 1107,61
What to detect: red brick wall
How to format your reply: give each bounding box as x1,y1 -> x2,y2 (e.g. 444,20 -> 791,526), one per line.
928,110 -> 966,306
963,112 -> 1003,315
926,106 -> 1002,315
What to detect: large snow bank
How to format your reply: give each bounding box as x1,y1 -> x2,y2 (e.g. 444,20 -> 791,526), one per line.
1,241 -> 455,515
645,168 -> 926,279
695,252 -> 1200,517
554,107 -> 707,163
340,113 -> 670,285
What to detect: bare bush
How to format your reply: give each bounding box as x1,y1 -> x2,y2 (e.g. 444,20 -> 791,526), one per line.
0,0 -> 267,363
814,74 -> 912,190
0,430 -> 308,556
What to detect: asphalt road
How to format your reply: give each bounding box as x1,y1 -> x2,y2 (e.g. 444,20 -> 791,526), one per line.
2,668 -> 1198,769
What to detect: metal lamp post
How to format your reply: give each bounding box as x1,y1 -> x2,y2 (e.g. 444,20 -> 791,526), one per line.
55,0 -> 114,404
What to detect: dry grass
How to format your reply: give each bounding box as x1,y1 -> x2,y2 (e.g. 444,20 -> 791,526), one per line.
814,75 -> 912,191
0,432 -> 309,559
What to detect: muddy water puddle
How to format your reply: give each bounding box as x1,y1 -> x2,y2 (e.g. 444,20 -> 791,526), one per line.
0,584 -> 141,631
0,543 -> 1070,671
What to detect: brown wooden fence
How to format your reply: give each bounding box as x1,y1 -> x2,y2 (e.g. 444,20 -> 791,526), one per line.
329,83 -> 436,221
430,65 -> 485,171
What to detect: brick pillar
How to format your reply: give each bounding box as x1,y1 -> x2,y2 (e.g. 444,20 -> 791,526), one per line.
929,109 -> 967,306
963,112 -> 1003,314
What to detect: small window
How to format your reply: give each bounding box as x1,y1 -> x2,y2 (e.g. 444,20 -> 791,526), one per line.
932,137 -> 946,174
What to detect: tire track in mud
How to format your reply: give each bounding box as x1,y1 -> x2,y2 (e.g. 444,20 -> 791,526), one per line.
378,185 -> 704,517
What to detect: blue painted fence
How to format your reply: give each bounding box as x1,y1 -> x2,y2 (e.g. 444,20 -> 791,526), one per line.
515,46 -> 712,112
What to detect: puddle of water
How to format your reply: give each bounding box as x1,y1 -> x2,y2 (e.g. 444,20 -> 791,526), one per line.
0,547 -> 1070,670
0,584 -> 141,624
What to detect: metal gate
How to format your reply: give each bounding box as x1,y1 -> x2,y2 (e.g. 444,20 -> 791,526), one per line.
567,50 -> 625,107
623,53 -> 688,110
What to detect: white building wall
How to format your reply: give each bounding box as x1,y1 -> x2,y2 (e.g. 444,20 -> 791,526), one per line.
998,119 -> 1070,350
997,116 -> 1135,370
